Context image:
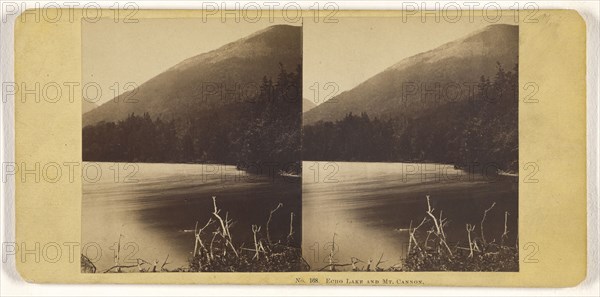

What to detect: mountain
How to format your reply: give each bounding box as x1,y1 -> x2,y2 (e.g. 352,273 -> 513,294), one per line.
82,100 -> 98,114
83,25 -> 302,127
83,25 -> 303,169
303,98 -> 317,113
303,24 -> 518,125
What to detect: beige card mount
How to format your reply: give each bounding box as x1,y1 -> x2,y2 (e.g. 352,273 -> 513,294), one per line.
13,9 -> 586,286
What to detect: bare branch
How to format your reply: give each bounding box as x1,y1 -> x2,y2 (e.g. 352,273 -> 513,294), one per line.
466,224 -> 476,258
211,196 -> 239,258
266,203 -> 283,244
425,195 -> 453,256
287,212 -> 295,242
160,254 -> 170,271
501,211 -> 510,246
480,202 -> 496,244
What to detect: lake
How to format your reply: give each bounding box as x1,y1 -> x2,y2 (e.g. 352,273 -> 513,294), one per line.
301,161 -> 518,271
82,162 -> 301,272
83,161 -> 517,272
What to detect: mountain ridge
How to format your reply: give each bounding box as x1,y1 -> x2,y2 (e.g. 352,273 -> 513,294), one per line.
83,24 -> 302,127
303,98 -> 317,113
303,24 -> 518,125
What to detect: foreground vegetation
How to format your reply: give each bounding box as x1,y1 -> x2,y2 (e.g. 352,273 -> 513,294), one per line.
82,196 -> 308,273
83,195 -> 517,273
187,197 -> 308,272
317,195 -> 518,272
401,196 -> 518,271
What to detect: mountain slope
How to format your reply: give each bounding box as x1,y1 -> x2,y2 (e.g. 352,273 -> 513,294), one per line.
84,25 -> 302,127
82,100 -> 98,114
303,98 -> 317,113
83,25 -> 303,169
303,24 -> 518,125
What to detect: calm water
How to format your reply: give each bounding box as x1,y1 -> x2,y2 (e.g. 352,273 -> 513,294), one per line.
302,162 -> 518,271
82,162 -> 301,272
83,161 -> 517,272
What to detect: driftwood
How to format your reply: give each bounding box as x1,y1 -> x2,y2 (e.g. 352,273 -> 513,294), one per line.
408,217 -> 427,253
211,196 -> 238,257
80,254 -> 97,273
480,202 -> 497,244
287,212 -> 295,241
425,195 -> 453,256
266,203 -> 283,244
501,211 -> 510,245
466,224 -> 476,258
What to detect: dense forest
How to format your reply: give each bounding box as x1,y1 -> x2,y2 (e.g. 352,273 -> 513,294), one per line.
302,63 -> 518,173
83,64 -> 302,174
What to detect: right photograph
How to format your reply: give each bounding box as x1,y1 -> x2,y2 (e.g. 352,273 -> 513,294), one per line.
302,17 -> 519,272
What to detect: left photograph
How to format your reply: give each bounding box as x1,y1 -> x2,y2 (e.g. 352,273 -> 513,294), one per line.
81,19 -> 304,272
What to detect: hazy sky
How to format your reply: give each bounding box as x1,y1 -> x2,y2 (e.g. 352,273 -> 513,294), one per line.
304,16 -> 517,105
84,16 -> 517,106
83,18 -> 297,105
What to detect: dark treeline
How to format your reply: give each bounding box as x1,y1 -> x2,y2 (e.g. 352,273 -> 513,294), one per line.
303,63 -> 518,173
83,64 -> 302,174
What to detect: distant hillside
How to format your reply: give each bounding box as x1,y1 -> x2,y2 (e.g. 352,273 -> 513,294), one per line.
302,24 -> 519,172
304,24 -> 518,125
82,100 -> 98,114
303,98 -> 317,113
83,25 -> 303,170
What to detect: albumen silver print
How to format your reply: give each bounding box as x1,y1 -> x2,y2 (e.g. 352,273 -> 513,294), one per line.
9,5 -> 590,288
302,17 -> 518,272
81,18 -> 304,272
81,15 -> 519,273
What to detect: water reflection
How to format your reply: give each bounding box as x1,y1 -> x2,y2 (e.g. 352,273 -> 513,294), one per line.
302,161 -> 518,271
82,162 -> 301,272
